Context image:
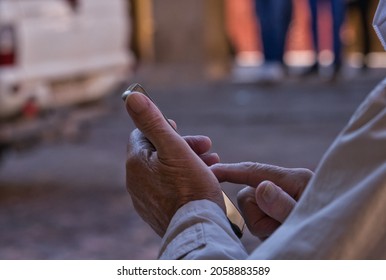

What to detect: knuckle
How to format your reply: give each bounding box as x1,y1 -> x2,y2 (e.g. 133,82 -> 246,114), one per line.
236,188 -> 248,201
237,186 -> 255,206
141,112 -> 166,134
294,168 -> 314,186
243,162 -> 265,182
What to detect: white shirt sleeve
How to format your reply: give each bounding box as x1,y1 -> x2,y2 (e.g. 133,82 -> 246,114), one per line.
158,200 -> 248,259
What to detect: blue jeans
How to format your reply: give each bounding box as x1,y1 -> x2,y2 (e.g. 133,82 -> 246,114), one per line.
308,0 -> 345,66
254,0 -> 293,64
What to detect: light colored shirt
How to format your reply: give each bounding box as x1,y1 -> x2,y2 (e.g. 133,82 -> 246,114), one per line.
159,78 -> 386,260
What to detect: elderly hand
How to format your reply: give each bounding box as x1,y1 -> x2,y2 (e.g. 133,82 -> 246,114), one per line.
125,91 -> 225,237
211,162 -> 313,239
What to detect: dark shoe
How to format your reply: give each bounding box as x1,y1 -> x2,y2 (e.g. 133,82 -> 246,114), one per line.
301,63 -> 319,76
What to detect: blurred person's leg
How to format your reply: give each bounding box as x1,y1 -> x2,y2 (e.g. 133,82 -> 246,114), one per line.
330,0 -> 345,72
305,0 -> 320,74
225,0 -> 260,64
254,0 -> 275,62
309,0 -> 319,55
272,0 -> 293,64
358,0 -> 371,68
255,0 -> 292,63
226,0 -> 262,82
254,0 -> 292,82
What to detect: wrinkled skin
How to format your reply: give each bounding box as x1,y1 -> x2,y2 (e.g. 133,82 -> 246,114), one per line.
125,92 -> 225,237
211,162 -> 313,239
124,90 -> 313,239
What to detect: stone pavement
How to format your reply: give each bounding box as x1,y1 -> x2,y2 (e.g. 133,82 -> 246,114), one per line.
0,65 -> 385,259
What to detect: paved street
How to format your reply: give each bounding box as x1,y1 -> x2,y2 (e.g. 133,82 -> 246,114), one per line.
0,66 -> 385,259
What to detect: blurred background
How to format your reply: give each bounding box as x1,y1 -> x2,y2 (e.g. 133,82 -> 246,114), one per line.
0,0 -> 385,259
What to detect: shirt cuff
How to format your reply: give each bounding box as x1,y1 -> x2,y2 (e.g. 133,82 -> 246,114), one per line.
158,200 -> 248,260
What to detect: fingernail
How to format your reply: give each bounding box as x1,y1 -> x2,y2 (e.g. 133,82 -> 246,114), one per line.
262,182 -> 277,203
125,92 -> 148,114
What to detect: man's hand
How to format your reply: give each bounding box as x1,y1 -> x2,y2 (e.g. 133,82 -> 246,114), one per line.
211,162 -> 313,239
125,91 -> 225,237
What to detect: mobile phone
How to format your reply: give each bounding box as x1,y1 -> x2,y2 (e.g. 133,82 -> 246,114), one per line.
122,83 -> 245,238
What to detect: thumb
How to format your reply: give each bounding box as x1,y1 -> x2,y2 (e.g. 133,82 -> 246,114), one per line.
125,91 -> 189,157
255,181 -> 296,223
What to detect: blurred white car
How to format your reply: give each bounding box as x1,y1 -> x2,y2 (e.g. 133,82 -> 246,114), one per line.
0,0 -> 133,117
0,0 -> 134,154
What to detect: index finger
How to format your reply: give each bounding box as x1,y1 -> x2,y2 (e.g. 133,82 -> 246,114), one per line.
211,162 -> 313,199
